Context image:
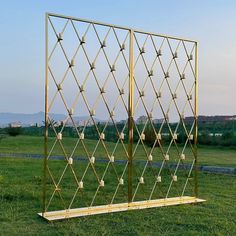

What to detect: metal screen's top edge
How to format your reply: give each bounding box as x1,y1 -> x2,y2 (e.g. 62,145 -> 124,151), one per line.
46,12 -> 198,44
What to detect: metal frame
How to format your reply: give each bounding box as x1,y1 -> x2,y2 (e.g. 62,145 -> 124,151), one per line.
39,13 -> 204,221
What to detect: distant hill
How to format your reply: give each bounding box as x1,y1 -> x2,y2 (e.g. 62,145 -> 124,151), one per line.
0,112 -> 97,127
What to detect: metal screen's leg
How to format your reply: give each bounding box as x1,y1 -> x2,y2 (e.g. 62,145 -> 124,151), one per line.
194,42 -> 198,198
43,13 -> 49,216
128,30 -> 134,203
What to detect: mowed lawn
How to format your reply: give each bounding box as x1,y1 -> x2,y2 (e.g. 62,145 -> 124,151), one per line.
0,156 -> 236,235
0,135 -> 236,167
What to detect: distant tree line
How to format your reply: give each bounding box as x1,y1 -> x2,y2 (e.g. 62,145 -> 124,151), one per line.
0,120 -> 235,147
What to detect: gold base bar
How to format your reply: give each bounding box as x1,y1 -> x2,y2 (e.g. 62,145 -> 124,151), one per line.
38,196 -> 205,221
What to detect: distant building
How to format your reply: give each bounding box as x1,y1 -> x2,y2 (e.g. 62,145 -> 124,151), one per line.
9,122 -> 22,128
209,133 -> 223,137
184,115 -> 236,123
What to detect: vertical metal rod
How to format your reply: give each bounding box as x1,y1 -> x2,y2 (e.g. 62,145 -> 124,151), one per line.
43,13 -> 49,216
194,42 -> 198,198
128,30 -> 134,203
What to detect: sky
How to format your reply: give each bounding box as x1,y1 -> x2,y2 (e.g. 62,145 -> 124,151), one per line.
0,0 -> 236,117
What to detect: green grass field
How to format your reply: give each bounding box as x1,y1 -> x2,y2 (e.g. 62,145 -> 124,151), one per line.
0,157 -> 235,235
0,135 -> 235,235
0,135 -> 236,167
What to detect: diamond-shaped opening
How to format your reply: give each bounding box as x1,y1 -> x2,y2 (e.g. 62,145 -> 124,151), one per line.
185,141 -> 195,161
158,80 -> 173,116
82,25 -> 104,63
71,20 -> 91,39
92,50 -> 112,87
48,82 -> 69,117
72,48 -> 91,86
181,105 -> 195,136
135,35 -> 158,72
180,164 -> 195,197
156,38 -> 173,74
110,57 -> 129,89
75,162 -> 101,206
46,162 -> 70,210
113,28 -> 130,49
47,115 -> 80,160
97,28 -> 122,64
167,143 -> 180,165
152,100 -> 165,123
150,166 -> 174,198
142,122 -> 158,150
181,64 -> 196,97
133,100 -> 146,124
48,16 -> 68,50
93,93 -> 111,122
45,176 -> 66,212
151,35 -> 165,50
91,140 -> 109,161
57,21 -> 82,61
49,42 -> 70,85
93,24 -> 111,44
60,70 -> 81,110
167,60 -> 181,92
166,171 -> 185,198
82,73 -> 101,110
49,16 -> 69,34
169,149 -> 194,196
149,181 -> 165,200
133,32 -> 149,60
50,130 -> 79,155
68,186 -> 88,209
167,38 -> 188,74
103,76 -> 124,111
144,85 -> 157,110
111,163 -> 128,204
73,93 -> 91,123
54,165 -> 80,209
132,161 -> 157,201
182,41 -> 196,67
168,100 -> 181,123
133,137 -> 148,161
87,162 -> 112,206
133,57 -> 148,90
174,82 -> 189,114
48,77 -> 60,112
112,104 -> 128,129
178,149 -> 195,178
149,64 -> 164,90
110,123 -> 129,161
149,141 -> 164,163
92,162 -> 126,206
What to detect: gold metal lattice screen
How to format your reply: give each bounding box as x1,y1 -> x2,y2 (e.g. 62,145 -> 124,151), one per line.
39,13 -> 205,221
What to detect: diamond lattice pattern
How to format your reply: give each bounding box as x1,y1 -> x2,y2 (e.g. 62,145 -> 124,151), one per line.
44,15 -> 197,212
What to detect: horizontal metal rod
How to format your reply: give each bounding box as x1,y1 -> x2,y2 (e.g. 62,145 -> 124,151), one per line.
47,12 -> 197,43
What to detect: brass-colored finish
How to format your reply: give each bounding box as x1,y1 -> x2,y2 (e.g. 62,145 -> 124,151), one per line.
40,13 -> 203,221
43,13 -> 49,216
38,196 -> 205,221
128,30 -> 134,203
194,42 -> 198,197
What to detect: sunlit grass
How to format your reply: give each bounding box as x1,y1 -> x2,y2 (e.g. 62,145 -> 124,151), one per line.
0,157 -> 235,235
0,135 -> 236,166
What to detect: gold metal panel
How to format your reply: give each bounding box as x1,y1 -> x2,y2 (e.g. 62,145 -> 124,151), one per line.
40,12 -> 202,221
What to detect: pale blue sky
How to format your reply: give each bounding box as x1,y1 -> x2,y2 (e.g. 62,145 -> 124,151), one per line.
0,0 -> 236,116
